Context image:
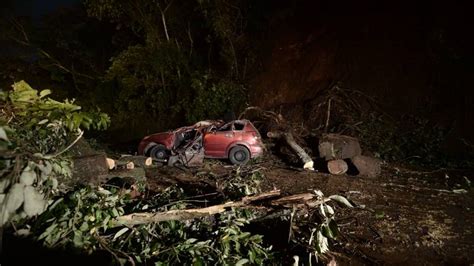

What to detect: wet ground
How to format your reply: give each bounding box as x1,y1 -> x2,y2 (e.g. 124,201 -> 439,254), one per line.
147,155 -> 474,265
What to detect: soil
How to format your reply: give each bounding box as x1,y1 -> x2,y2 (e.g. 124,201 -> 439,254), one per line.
2,154 -> 472,265
146,155 -> 474,265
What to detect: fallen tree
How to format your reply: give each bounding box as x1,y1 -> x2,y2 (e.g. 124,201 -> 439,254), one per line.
240,107 -> 314,170
267,131 -> 314,170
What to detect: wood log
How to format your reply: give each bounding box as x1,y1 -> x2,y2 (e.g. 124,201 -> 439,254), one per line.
268,131 -> 314,170
116,161 -> 134,170
318,134 -> 361,161
118,155 -> 153,168
351,155 -> 381,178
113,191 -> 331,226
327,159 -> 348,175
106,158 -> 115,170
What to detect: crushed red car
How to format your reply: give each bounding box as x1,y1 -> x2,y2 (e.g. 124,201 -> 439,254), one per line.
138,120 -> 264,166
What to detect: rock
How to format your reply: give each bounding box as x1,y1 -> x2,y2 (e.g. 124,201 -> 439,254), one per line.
327,159 -> 348,175
318,134 -> 361,160
351,155 -> 381,178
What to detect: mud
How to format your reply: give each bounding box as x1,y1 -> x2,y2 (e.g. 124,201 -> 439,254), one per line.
146,155 -> 474,265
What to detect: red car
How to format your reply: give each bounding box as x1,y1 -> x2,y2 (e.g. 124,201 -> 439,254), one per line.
138,120 -> 264,165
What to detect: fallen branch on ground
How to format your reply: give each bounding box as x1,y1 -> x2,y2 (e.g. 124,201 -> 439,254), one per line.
113,190 -> 335,226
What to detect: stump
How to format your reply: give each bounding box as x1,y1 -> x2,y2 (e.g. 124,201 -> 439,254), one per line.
327,159 -> 348,175
351,155 -> 381,178
318,134 -> 361,161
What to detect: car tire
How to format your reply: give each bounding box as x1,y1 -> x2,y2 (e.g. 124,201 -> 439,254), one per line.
149,144 -> 169,161
229,146 -> 250,165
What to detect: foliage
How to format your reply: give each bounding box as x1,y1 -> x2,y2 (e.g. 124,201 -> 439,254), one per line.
0,81 -> 110,226
355,113 -> 460,166
201,165 -> 264,200
284,190 -> 353,261
32,184 -> 272,265
185,75 -> 245,123
82,0 -> 253,135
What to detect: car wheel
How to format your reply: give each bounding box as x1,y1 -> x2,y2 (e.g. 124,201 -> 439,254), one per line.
149,144 -> 169,161
229,146 -> 250,165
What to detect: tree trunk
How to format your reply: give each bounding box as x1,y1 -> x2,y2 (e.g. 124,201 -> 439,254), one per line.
318,134 -> 361,161
268,131 -> 314,170
327,159 -> 348,175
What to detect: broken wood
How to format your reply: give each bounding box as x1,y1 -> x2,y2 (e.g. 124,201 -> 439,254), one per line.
268,131 -> 314,170
318,133 -> 361,161
327,159 -> 348,175
113,190 -> 332,226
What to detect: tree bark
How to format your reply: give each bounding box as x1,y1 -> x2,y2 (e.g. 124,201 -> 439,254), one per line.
267,131 -> 314,170
318,134 -> 361,161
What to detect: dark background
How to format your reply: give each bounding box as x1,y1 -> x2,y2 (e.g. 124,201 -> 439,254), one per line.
1,0 -> 472,159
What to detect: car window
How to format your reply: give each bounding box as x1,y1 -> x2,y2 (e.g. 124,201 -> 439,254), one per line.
217,122 -> 232,131
234,122 -> 245,131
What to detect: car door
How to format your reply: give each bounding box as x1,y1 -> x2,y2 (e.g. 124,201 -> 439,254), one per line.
203,122 -> 236,158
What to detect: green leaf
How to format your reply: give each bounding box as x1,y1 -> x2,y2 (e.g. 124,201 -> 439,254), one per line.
0,127 -> 9,141
38,119 -> 49,125
328,219 -> 339,239
235,258 -> 249,266
375,210 -> 385,219
73,230 -> 84,247
20,166 -> 37,186
39,89 -> 52,98
329,195 -> 354,207
315,231 -> 329,254
79,222 -> 89,232
0,178 -> 11,194
113,227 -> 129,240
322,224 -> 336,239
4,183 -> 25,214
23,185 -> 47,216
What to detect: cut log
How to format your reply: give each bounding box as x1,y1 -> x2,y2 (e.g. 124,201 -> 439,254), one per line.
351,155 -> 381,178
116,161 -> 134,170
118,156 -> 153,168
318,134 -> 361,161
268,131 -> 314,170
327,159 -> 348,175
106,158 -> 116,170
107,156 -> 153,171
